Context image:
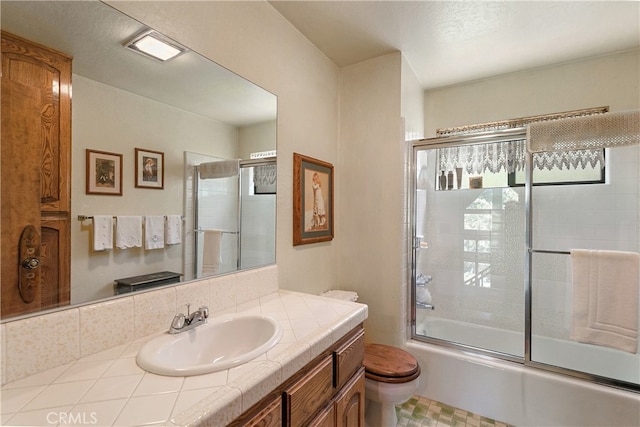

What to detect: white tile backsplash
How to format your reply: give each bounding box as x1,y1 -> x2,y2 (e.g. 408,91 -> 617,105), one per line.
79,298 -> 134,357
2,265 -> 278,386
1,324 -> 5,385
4,309 -> 80,384
1,282 -> 368,427
175,279 -> 210,314
134,286 -> 177,338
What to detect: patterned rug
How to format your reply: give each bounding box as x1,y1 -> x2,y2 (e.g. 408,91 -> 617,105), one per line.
396,395 -> 513,427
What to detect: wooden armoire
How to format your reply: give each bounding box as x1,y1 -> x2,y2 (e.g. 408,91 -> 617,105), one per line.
1,31 -> 71,318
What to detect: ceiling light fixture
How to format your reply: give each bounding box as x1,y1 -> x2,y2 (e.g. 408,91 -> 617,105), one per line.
124,30 -> 187,62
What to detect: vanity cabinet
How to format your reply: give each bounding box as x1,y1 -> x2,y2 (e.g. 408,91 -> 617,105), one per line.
230,325 -> 365,427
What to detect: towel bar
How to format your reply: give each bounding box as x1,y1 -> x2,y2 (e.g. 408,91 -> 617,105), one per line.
529,249 -> 570,255
78,215 -> 184,222
194,228 -> 238,234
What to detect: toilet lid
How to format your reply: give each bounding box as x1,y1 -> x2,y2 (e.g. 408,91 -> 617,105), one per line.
364,343 -> 420,383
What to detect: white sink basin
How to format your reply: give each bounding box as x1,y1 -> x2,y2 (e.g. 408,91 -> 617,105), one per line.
136,314 -> 283,376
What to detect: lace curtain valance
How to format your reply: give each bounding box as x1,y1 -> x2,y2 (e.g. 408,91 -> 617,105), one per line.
435,107 -> 609,175
437,140 -> 604,175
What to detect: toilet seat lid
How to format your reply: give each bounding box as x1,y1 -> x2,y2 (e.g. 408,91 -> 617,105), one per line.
364,343 -> 420,381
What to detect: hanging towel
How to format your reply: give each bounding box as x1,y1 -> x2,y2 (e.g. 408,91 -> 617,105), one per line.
145,216 -> 165,250
202,230 -> 222,275
165,215 -> 182,245
115,216 -> 142,249
571,249 -> 639,353
199,160 -> 239,179
92,215 -> 113,252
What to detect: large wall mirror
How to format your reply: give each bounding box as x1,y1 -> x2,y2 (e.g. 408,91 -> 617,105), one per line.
1,1 -> 277,321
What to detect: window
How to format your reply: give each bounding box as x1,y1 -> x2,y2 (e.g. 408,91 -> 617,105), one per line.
436,141 -> 605,191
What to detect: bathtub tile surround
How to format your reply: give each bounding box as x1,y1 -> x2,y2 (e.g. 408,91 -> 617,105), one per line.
396,396 -> 511,427
1,266 -> 368,426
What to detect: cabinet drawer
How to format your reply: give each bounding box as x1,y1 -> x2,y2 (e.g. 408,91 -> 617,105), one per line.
334,327 -> 365,389
284,355 -> 334,426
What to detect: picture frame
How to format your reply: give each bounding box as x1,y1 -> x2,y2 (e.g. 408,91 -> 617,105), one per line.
293,153 -> 334,246
135,148 -> 164,189
86,149 -> 123,195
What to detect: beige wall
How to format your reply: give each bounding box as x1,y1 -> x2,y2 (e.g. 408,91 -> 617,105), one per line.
238,121 -> 277,159
338,53 -> 407,346
107,1 -> 342,296
71,3 -> 640,350
71,74 -> 238,304
424,49 -> 640,136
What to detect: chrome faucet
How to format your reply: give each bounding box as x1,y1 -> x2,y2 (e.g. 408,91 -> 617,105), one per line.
169,304 -> 209,334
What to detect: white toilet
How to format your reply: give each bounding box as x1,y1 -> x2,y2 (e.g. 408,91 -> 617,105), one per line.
321,290 -> 421,427
363,343 -> 420,427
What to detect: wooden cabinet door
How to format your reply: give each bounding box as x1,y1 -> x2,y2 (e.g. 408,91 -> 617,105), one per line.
1,31 -> 71,318
309,404 -> 336,427
284,355 -> 334,426
334,368 -> 365,427
243,396 -> 282,427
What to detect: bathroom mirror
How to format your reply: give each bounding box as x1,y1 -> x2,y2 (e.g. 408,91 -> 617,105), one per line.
1,1 -> 277,321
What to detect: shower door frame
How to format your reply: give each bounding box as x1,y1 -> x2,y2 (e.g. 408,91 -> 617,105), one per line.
409,128 -> 639,392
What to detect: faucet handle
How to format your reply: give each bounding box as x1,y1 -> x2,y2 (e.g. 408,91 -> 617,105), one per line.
198,306 -> 209,319
171,313 -> 186,330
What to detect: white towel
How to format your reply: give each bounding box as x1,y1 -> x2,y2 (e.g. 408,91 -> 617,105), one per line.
199,160 -> 239,179
145,216 -> 165,250
92,215 -> 113,252
202,230 -> 222,275
571,249 -> 639,353
165,215 -> 182,245
115,216 -> 142,249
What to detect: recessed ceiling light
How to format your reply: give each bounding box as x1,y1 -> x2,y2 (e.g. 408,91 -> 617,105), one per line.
124,30 -> 187,62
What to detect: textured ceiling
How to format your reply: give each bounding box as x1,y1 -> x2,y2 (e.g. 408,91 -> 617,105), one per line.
270,1 -> 640,89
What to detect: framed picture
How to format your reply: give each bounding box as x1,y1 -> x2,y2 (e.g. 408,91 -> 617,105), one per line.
86,149 -> 123,195
293,153 -> 334,246
135,148 -> 164,189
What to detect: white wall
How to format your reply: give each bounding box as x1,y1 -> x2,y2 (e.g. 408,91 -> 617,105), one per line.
108,1 -> 341,297
71,75 -> 238,303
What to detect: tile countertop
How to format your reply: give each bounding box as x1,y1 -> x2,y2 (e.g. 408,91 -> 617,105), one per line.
0,290 -> 368,426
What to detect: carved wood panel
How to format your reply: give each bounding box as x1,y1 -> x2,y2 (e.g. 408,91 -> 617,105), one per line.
1,31 -> 71,318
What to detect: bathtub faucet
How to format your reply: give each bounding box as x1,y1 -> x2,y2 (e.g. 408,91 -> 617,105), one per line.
169,304 -> 209,334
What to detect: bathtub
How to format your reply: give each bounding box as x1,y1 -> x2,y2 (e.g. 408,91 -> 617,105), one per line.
407,318 -> 640,427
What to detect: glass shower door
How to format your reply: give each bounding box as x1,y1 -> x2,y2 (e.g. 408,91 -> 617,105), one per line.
412,139 -> 526,358
529,143 -> 640,386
